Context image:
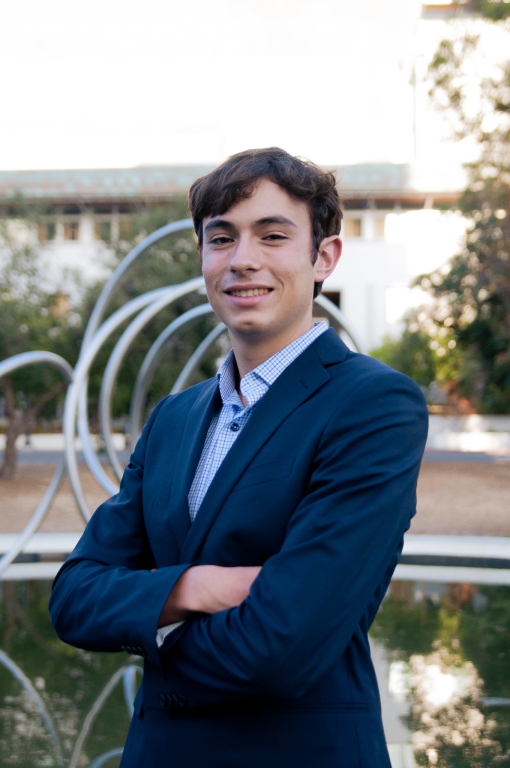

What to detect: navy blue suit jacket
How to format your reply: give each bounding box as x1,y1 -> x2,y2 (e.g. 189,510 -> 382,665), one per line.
50,329 -> 428,768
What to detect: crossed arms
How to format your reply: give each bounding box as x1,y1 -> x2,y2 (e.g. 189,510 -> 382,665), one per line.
50,369 -> 428,706
158,565 -> 261,625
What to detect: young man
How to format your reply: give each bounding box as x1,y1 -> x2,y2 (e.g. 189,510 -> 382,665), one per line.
50,148 -> 428,768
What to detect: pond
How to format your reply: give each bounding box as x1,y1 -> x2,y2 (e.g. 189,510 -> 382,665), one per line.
2,579 -> 510,768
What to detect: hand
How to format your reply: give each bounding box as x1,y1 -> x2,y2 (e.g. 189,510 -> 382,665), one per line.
157,565 -> 261,627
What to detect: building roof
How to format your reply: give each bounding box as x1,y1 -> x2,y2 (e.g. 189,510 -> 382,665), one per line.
0,166 -> 214,202
0,163 -> 460,207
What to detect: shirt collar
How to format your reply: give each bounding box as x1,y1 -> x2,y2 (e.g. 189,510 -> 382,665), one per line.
216,322 -> 328,407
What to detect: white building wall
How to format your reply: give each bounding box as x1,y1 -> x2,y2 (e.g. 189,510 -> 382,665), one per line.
324,226 -> 408,351
324,206 -> 468,352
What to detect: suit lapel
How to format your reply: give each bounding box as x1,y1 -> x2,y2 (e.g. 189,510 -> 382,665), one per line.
167,378 -> 221,550
179,331 -> 349,564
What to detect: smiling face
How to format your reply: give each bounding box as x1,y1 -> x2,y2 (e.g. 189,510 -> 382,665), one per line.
200,179 -> 341,365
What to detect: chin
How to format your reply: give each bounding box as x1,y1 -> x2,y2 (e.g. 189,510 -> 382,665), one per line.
231,320 -> 269,338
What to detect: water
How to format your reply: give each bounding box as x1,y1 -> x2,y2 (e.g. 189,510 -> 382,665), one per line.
373,580 -> 510,767
2,580 -> 510,767
0,581 -> 134,768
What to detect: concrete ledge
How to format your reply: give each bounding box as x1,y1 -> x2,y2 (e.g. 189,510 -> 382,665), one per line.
1,562 -> 62,581
0,533 -> 81,554
394,564 -> 510,585
403,534 -> 510,560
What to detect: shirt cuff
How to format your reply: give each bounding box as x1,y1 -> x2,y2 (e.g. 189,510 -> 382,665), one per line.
156,621 -> 185,648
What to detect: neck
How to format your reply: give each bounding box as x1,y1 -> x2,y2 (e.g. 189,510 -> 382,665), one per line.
230,318 -> 315,379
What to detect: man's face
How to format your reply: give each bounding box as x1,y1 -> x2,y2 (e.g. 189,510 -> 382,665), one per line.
200,179 -> 338,345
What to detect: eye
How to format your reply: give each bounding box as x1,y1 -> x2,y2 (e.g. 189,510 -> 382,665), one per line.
210,235 -> 234,245
263,233 -> 287,241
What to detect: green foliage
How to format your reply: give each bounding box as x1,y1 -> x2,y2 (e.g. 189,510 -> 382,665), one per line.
0,214 -> 82,421
371,586 -> 510,766
370,594 -> 440,658
370,330 -> 437,387
469,0 -> 510,22
459,586 -> 510,699
408,18 -> 510,412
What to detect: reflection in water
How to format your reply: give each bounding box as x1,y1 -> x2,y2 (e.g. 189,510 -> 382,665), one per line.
372,581 -> 510,766
3,579 -> 510,766
0,581 -> 138,767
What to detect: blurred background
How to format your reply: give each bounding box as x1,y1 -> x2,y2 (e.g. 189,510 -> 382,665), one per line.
0,2 -> 510,767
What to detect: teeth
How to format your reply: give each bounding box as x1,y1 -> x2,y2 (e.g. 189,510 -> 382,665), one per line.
230,288 -> 270,297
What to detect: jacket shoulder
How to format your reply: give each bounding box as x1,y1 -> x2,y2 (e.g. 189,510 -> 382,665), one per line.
335,348 -> 426,397
150,376 -> 217,418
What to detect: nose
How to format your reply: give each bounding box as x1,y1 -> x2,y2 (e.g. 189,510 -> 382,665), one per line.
228,234 -> 260,273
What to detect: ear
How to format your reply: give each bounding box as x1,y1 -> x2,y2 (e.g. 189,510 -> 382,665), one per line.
313,235 -> 342,283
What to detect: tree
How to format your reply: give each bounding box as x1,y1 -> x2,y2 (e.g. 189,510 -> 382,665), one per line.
0,212 -> 82,478
465,1 -> 510,22
0,196 -> 219,478
422,11 -> 510,412
380,9 -> 510,411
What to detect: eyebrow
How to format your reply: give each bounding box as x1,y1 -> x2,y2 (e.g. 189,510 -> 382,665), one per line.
203,218 -> 236,235
254,216 -> 297,228
203,215 -> 297,235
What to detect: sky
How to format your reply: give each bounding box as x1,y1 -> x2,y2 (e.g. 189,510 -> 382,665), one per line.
0,0 -> 479,173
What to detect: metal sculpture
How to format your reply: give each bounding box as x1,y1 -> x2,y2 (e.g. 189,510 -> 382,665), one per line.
0,218 -> 364,575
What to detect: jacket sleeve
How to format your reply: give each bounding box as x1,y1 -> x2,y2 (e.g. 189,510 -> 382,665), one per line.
49,397 -> 191,667
159,370 -> 428,705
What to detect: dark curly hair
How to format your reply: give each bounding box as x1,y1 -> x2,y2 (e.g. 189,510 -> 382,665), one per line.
188,147 -> 342,298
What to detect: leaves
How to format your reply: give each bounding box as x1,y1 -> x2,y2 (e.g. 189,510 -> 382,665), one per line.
387,17 -> 510,412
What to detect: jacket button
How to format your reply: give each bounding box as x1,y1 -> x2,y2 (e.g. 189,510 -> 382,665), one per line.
176,693 -> 187,708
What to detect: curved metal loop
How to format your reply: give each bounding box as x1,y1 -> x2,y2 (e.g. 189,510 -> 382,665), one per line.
68,663 -> 140,768
65,278 -> 205,519
82,219 -> 194,349
314,294 -> 366,354
0,459 -> 66,578
0,649 -> 65,767
0,350 -> 74,383
122,664 -> 143,716
75,219 -> 194,500
98,278 -> 206,481
74,287 -> 171,501
63,287 -> 177,519
88,748 -> 124,768
129,303 -> 214,446
0,353 -> 73,579
171,321 -> 227,395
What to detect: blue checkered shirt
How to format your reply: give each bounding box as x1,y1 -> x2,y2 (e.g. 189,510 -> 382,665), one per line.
188,322 -> 328,521
156,321 -> 328,647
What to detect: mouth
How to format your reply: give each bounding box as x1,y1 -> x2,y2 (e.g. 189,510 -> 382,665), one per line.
225,287 -> 273,298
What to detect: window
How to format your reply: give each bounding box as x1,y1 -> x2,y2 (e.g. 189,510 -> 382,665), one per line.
118,219 -> 133,241
376,216 -> 386,239
38,221 -> 56,242
95,220 -> 111,241
63,221 -> 80,241
344,218 -> 362,238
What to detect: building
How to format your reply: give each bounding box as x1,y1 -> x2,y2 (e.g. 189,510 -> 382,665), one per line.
0,164 -> 463,351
